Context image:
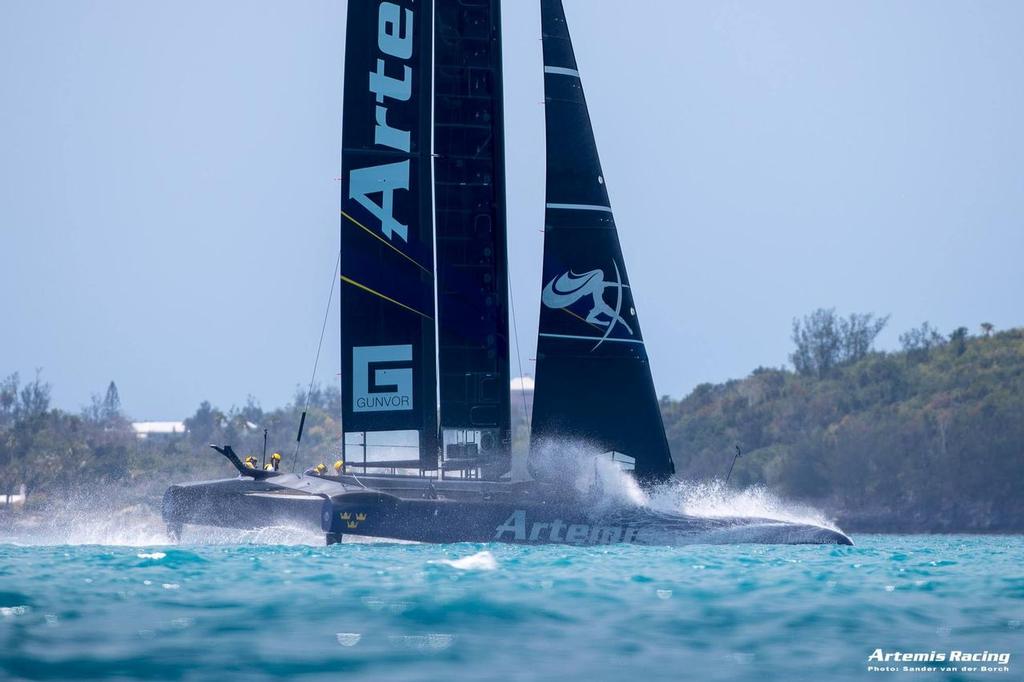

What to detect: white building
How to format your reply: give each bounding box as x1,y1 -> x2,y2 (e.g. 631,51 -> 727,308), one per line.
0,484 -> 26,507
131,421 -> 186,439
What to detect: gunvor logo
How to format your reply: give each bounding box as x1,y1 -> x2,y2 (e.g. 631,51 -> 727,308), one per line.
352,345 -> 414,412
866,649 -> 1011,673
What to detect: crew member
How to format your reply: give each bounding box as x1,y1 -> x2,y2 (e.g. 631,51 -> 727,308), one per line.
333,460 -> 344,476
244,456 -> 258,469
270,453 -> 282,472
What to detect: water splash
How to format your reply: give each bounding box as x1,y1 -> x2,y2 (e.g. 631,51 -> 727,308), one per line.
2,503 -> 173,546
435,550 -> 499,571
645,479 -> 839,530
581,454 -> 647,508
179,525 -> 322,546
529,437 -> 645,507
336,633 -> 362,647
0,484 -> 323,547
528,437 -> 836,529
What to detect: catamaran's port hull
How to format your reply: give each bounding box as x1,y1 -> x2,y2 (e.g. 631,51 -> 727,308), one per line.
322,491 -> 853,546
162,477 -> 325,533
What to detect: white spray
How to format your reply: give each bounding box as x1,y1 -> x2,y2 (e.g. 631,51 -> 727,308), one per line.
529,437 -> 838,529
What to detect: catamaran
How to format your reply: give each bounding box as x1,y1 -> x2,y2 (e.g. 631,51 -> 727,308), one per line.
163,0 -> 852,547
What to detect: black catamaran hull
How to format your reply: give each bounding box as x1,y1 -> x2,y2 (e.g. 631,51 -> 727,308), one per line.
162,475 -> 329,535
163,474 -> 852,546
321,491 -> 852,546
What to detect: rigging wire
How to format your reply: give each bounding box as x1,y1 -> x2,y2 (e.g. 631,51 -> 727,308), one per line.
290,250 -> 341,472
507,267 -> 531,429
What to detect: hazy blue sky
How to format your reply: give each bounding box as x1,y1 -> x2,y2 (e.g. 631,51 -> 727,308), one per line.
1,1 -> 1022,418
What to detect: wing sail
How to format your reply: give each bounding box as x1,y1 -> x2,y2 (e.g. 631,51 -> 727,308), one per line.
340,0 -> 438,466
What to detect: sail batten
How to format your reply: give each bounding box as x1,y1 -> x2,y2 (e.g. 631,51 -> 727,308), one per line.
545,203 -> 613,213
543,66 -> 579,77
530,0 -> 675,482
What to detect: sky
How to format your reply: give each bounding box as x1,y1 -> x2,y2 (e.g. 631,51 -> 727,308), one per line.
1,1 -> 1022,419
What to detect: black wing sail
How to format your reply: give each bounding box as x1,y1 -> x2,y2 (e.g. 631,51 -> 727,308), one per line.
433,0 -> 512,478
340,0 -> 438,467
530,0 -> 675,481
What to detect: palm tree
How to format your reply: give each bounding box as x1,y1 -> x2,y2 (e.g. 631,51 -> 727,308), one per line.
980,322 -> 994,338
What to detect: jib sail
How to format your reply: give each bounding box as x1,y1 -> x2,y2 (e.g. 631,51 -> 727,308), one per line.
530,0 -> 675,481
339,0 -> 438,466
433,0 -> 512,478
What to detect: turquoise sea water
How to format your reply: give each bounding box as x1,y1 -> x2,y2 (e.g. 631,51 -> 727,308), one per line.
0,535 -> 1021,681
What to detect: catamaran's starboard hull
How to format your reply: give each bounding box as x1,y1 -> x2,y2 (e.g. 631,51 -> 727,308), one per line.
321,491 -> 853,546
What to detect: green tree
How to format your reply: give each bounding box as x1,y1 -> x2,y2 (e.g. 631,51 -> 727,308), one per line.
899,322 -> 945,362
0,373 -> 18,429
17,371 -> 51,419
949,327 -> 969,356
791,308 -> 888,377
185,401 -> 223,445
102,381 -> 121,421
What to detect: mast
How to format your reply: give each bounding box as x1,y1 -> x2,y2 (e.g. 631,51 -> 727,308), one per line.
339,0 -> 438,468
433,0 -> 512,479
530,0 -> 675,482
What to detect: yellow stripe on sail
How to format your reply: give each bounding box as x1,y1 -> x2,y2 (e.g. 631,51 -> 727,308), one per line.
561,307 -> 603,331
341,211 -> 431,275
340,276 -> 433,320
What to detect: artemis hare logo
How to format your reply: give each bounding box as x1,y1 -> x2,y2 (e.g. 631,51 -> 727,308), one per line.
541,261 -> 633,349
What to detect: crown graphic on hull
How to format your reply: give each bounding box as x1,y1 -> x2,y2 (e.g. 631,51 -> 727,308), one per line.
340,511 -> 368,530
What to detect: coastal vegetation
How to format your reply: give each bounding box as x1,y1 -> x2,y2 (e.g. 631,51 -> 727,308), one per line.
663,315 -> 1023,531
1,314 -> 1021,532
0,377 -> 345,506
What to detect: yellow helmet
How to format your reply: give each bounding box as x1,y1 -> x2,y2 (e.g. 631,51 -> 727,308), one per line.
271,453 -> 282,462
333,460 -> 344,472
